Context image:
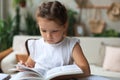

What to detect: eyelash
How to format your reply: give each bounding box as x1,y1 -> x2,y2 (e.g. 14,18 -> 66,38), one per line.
42,30 -> 59,33
42,30 -> 46,32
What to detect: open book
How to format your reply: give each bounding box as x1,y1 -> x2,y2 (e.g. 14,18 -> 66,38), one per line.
10,64 -> 83,80
0,73 -> 11,80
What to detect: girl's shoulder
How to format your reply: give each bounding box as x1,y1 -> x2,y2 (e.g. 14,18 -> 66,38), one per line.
65,37 -> 80,43
25,38 -> 43,48
25,38 -> 43,55
26,38 -> 42,44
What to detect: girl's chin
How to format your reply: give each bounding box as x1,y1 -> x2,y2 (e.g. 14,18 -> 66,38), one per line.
46,40 -> 56,44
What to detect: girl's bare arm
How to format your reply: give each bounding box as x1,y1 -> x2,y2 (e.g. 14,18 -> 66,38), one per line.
72,42 -> 91,77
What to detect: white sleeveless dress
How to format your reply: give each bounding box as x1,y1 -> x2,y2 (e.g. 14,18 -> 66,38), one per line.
27,37 -> 80,70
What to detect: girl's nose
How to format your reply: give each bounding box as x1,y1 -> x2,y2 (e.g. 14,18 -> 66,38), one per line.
46,32 -> 52,38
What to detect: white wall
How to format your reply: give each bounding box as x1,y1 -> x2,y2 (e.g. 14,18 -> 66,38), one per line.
0,0 -> 9,19
81,0 -> 120,35
4,0 -> 120,36
0,0 -> 3,19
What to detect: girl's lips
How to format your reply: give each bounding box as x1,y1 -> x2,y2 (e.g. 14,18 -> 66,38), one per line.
47,39 -> 54,42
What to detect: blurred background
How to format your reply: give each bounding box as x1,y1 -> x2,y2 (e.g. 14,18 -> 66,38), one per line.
0,0 -> 120,51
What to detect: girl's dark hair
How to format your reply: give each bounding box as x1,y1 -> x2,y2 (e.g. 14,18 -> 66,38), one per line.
36,1 -> 68,25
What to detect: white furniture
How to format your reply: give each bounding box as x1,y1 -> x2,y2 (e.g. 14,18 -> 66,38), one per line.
1,35 -> 120,79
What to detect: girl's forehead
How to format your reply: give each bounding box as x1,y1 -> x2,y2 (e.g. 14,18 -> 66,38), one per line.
37,17 -> 50,22
38,17 -> 63,28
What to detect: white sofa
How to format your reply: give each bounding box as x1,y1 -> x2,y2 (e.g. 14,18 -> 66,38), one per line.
1,35 -> 120,79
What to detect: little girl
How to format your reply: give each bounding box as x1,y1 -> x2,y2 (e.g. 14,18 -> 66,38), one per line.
11,1 -> 90,80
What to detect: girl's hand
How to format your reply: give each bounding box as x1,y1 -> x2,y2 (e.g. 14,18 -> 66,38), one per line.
25,56 -> 35,68
16,57 -> 35,71
24,61 -> 34,68
16,60 -> 26,71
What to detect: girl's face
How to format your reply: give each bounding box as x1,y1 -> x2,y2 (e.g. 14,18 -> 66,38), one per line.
38,17 -> 66,44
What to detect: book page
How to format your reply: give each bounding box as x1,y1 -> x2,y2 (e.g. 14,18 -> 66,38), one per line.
45,64 -> 83,80
10,71 -> 43,80
16,63 -> 46,77
10,64 -> 46,80
0,73 -> 11,80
